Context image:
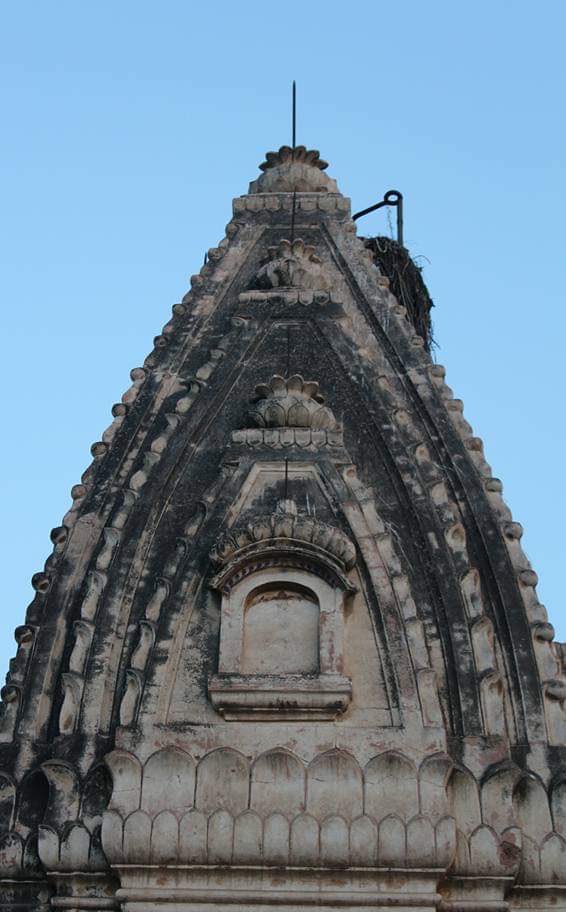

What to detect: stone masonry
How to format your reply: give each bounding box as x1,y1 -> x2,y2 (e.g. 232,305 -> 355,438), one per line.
1,144 -> 566,912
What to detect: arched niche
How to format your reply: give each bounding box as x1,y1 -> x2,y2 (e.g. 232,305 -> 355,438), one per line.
208,515 -> 356,721
17,770 -> 49,836
242,582 -> 319,676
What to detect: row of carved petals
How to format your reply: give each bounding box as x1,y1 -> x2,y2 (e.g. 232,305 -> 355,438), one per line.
102,748 -> 453,869
104,747 -> 451,822
250,147 -> 338,193
0,762 -> 111,876
210,514 -> 356,571
259,147 -> 329,172
38,823 -> 106,873
102,808 -> 454,870
384,288 -> 431,354
66,366 -> 149,513
100,748 -> 566,881
450,764 -> 566,883
428,362 -> 566,743
247,376 -> 337,431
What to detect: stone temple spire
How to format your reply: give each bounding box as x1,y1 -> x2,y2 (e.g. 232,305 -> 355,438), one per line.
1,143 -> 565,912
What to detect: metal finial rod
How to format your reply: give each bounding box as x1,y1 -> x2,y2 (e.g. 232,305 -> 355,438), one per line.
290,190 -> 297,242
290,85 -> 298,246
292,80 -> 296,149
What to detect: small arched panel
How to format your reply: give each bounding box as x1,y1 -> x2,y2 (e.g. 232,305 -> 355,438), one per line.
16,770 -> 50,836
242,583 -> 319,675
209,561 -> 353,721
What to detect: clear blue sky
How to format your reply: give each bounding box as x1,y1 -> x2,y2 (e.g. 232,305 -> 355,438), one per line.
1,1 -> 564,678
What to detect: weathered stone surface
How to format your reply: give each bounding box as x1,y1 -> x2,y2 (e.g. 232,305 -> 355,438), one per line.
0,143 -> 564,911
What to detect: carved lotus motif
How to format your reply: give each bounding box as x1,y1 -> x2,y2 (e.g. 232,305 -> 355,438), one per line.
255,238 -> 330,291
249,146 -> 338,194
248,375 -> 337,430
211,509 -> 356,571
259,146 -> 329,173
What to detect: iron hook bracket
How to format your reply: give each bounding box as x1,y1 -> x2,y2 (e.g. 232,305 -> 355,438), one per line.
352,190 -> 404,248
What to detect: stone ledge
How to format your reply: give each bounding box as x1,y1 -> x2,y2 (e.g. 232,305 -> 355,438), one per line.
115,867 -> 442,910
238,289 -> 341,306
233,193 -> 351,216
208,672 -> 352,720
231,428 -> 344,449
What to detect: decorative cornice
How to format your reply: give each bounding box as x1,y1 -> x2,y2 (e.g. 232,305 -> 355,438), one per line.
233,193 -> 351,216
210,509 -> 356,574
231,427 -> 344,449
208,673 -> 352,721
238,288 -> 340,307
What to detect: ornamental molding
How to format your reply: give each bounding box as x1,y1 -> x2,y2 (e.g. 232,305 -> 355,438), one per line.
208,672 -> 352,721
249,145 -> 339,194
238,289 -> 340,306
210,509 -> 356,579
231,427 -> 344,449
254,238 -> 331,291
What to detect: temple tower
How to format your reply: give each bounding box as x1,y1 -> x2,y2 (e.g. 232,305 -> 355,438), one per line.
1,145 -> 566,912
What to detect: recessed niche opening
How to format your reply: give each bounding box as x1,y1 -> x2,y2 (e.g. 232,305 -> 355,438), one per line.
209,548 -> 355,720
242,583 -> 319,676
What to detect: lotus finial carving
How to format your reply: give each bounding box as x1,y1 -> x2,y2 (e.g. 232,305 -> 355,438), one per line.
255,238 -> 329,291
247,375 -> 338,430
249,146 -> 338,194
259,146 -> 329,173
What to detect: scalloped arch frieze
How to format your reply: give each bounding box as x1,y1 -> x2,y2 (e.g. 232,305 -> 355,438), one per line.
101,747 -> 459,870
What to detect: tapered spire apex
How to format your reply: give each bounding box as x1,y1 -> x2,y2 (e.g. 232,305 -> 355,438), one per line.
249,144 -> 338,193
259,145 -> 328,172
